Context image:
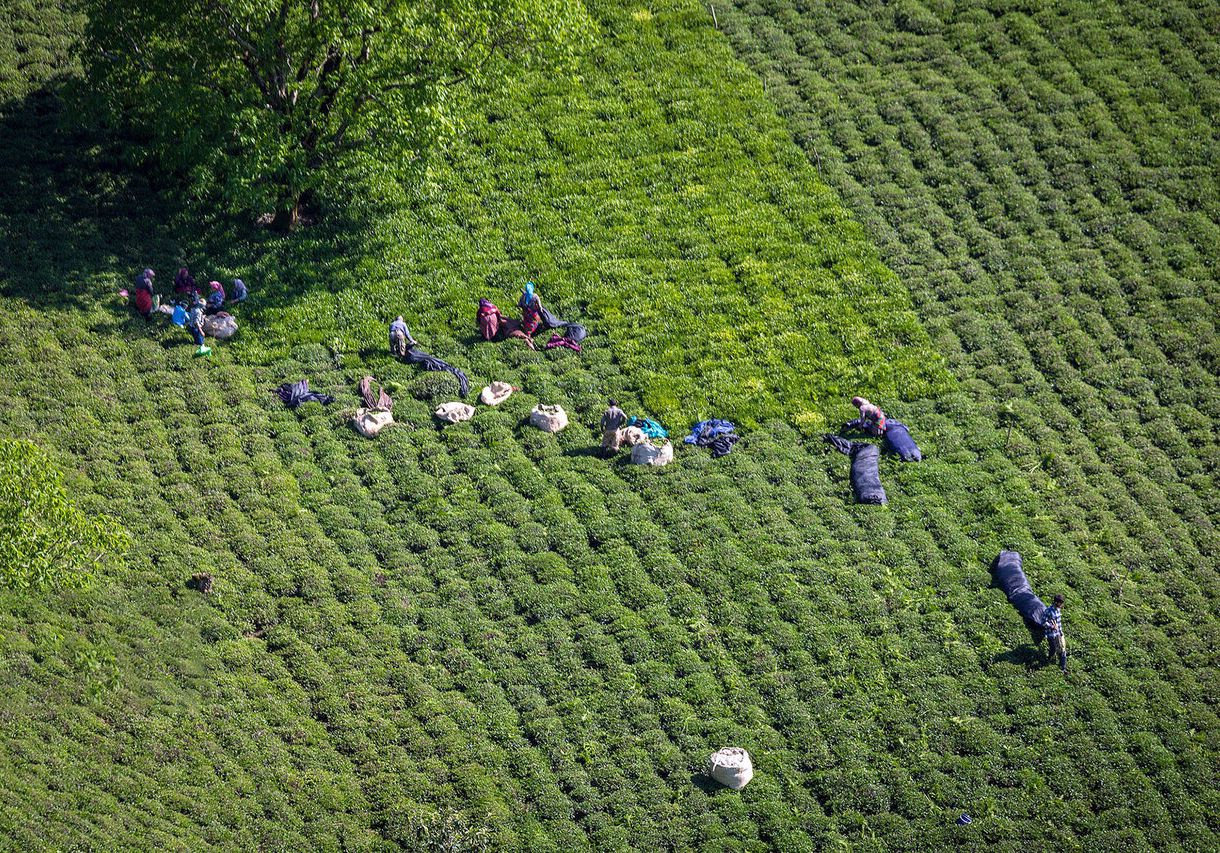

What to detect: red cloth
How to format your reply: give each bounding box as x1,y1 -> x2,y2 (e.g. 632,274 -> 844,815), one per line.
522,298 -> 542,335
135,289 -> 153,316
477,301 -> 502,340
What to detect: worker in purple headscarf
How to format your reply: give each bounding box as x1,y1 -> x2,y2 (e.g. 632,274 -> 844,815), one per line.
174,267 -> 201,298
206,280 -> 225,313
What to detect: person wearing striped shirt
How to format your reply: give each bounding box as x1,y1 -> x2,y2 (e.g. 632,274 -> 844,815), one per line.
1042,594 -> 1067,673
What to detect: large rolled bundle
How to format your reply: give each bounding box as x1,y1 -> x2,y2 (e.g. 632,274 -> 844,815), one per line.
619,426 -> 648,447
480,382 -> 514,406
561,322 -> 587,343
435,402 -> 475,424
630,441 -> 673,467
708,747 -> 754,790
849,443 -> 887,505
993,550 -> 1047,636
529,404 -> 568,433
884,420 -> 922,462
354,408 -> 393,437
202,313 -> 238,340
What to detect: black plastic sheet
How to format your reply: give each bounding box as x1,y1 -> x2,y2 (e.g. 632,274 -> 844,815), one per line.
993,550 -> 1047,636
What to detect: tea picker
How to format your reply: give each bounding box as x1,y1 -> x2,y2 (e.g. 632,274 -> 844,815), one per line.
389,315 -> 415,357
844,396 -> 887,437
390,320 -> 469,397
599,399 -> 628,457
132,268 -> 156,318
992,551 -> 1069,674
187,296 -> 211,356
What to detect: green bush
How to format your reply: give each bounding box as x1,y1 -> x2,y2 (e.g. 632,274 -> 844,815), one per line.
0,439 -> 129,589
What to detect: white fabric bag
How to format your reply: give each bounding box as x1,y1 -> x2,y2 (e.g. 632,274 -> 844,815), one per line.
529,404 -> 568,433
354,408 -> 393,437
630,440 -> 673,466
708,747 -> 753,790
435,402 -> 475,423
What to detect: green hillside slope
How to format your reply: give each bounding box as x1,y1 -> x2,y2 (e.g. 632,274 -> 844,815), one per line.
719,0 -> 1220,847
0,0 -> 1216,851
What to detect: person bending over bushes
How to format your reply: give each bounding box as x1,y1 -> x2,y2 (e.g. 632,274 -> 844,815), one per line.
845,396 -> 887,436
389,316 -> 415,357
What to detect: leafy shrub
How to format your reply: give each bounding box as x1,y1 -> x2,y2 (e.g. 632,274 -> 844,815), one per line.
0,439 -> 129,589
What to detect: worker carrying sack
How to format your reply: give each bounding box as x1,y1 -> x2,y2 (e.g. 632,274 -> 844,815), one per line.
630,440 -> 673,466
708,747 -> 754,790
530,404 -> 568,433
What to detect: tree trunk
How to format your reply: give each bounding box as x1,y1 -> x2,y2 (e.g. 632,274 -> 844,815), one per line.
268,196 -> 301,231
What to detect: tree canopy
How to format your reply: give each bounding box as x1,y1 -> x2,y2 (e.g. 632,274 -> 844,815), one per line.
77,0 -> 592,228
0,439 -> 129,590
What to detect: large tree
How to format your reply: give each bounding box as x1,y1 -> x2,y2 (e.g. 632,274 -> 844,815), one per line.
78,0 -> 591,228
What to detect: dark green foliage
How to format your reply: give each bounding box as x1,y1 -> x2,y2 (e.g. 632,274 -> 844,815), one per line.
74,0 -> 593,227
410,372 -> 465,403
0,439 -> 130,589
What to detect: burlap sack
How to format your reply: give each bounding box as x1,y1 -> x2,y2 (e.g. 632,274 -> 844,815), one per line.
354,408 -> 393,437
480,381 -> 514,406
630,440 -> 673,466
529,404 -> 568,433
434,402 -> 475,423
202,313 -> 238,340
619,426 -> 647,447
708,747 -> 753,790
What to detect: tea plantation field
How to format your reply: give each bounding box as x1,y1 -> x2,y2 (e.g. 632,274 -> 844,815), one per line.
1,0 -> 1218,850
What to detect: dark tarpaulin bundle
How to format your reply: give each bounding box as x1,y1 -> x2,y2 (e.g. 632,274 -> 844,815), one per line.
883,419 -> 922,461
358,376 -> 392,411
684,419 -> 741,456
559,322 -> 587,343
823,434 -> 887,505
544,322 -> 587,350
631,417 -> 668,440
709,433 -> 739,459
993,550 -> 1047,637
403,346 -> 469,398
274,379 -> 335,408
545,333 -> 582,351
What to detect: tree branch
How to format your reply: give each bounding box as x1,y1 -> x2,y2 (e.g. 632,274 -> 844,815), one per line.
204,0 -> 274,103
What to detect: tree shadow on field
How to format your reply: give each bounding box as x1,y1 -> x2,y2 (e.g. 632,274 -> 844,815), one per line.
0,89 -> 180,312
0,88 -> 385,329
